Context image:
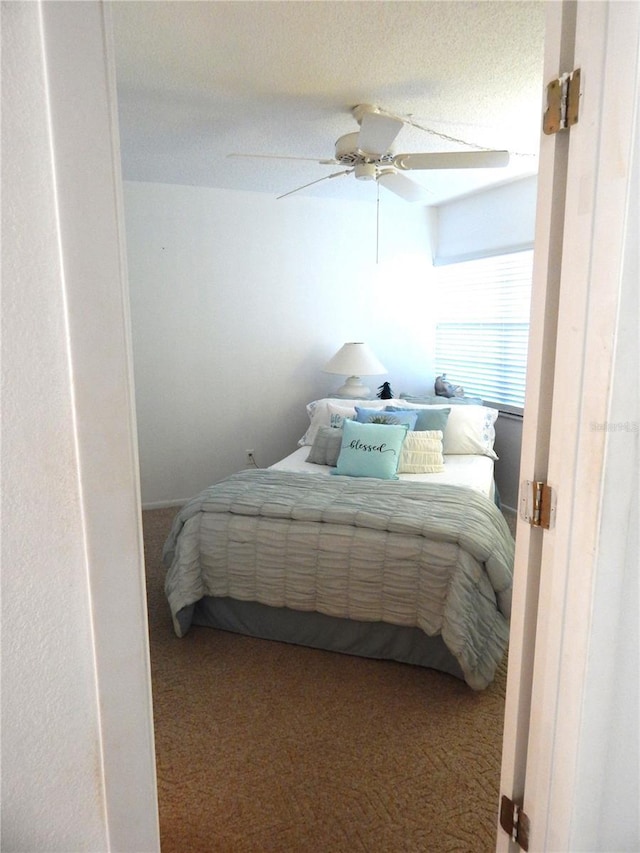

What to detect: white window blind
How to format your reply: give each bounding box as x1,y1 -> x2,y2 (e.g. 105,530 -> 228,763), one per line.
434,250 -> 533,410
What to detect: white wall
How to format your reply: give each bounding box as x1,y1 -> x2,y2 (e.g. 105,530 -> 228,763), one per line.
124,181 -> 434,506
1,3 -> 158,850
433,175 -> 537,265
124,178 -> 535,510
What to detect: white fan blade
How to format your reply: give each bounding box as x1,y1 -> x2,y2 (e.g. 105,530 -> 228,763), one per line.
357,111 -> 405,157
277,169 -> 352,200
393,150 -> 510,170
377,171 -> 431,203
227,153 -> 338,165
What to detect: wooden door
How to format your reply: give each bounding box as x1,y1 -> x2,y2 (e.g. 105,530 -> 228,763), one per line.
498,1 -> 640,850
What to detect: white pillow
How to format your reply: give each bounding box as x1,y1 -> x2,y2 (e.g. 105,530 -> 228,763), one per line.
392,402 -> 499,459
398,430 -> 445,473
298,398 -> 387,446
327,402 -> 355,429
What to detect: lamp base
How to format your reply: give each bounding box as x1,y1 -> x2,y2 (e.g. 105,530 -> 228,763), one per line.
332,376 -> 372,399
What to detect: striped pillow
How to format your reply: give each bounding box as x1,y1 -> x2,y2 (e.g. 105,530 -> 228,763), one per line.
398,430 -> 444,474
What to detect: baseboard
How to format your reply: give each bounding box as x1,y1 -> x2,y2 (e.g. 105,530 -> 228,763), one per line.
141,499 -> 186,511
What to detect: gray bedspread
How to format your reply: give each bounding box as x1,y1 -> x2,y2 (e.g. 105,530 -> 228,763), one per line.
163,469 -> 514,690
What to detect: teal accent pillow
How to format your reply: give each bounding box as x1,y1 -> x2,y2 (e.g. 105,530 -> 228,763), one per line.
386,406 -> 451,433
332,420 -> 408,480
355,407 -> 418,430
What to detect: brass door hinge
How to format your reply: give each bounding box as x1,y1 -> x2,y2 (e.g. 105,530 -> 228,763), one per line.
500,795 -> 531,850
520,480 -> 556,529
543,68 -> 581,134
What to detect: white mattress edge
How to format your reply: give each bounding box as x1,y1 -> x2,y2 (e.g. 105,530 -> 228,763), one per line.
270,447 -> 496,500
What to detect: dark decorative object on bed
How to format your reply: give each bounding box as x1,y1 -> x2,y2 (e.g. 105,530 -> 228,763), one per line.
376,381 -> 394,399
435,373 -> 465,398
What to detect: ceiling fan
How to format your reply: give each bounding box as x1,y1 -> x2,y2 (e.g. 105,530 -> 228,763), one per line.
229,104 -> 510,202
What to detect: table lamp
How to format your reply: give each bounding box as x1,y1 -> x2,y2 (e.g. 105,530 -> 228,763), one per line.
323,342 -> 387,399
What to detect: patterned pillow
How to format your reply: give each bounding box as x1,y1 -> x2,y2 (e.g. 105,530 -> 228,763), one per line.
306,426 -> 343,466
332,420 -> 408,480
439,406 -> 498,458
327,403 -> 354,429
398,430 -> 445,473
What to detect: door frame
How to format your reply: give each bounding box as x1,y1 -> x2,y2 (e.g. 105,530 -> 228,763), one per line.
37,1 -> 160,847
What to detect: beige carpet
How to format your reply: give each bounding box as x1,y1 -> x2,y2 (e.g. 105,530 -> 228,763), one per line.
143,506 -> 509,853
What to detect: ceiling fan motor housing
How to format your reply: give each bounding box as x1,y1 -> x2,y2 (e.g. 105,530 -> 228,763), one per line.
334,132 -> 394,166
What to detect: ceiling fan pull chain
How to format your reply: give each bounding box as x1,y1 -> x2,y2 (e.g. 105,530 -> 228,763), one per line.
403,115 -> 535,159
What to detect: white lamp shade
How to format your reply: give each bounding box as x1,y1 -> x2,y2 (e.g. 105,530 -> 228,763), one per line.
323,342 -> 387,398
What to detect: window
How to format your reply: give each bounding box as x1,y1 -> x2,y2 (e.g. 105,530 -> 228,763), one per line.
434,250 -> 533,412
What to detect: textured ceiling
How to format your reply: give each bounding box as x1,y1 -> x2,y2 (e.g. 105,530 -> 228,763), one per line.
112,1 -> 545,205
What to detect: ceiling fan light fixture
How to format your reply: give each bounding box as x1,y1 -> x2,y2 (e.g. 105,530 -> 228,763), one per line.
354,162 -> 377,181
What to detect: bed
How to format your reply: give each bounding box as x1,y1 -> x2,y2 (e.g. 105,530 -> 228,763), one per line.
162,397 -> 515,690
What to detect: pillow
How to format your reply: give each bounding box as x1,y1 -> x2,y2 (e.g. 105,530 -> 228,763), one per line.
327,402 -> 354,429
398,430 -> 445,474
332,420 -> 408,480
355,407 -> 418,430
306,425 -> 343,466
444,405 -> 498,458
298,398 -> 386,446
385,406 -> 450,433
390,402 -> 499,458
